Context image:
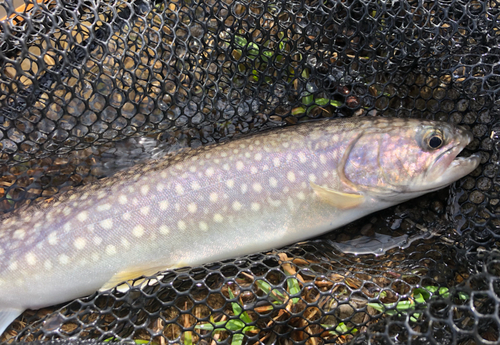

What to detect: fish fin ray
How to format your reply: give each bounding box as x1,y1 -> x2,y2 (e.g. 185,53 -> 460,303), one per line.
0,308 -> 23,336
99,266 -> 168,292
310,182 -> 364,209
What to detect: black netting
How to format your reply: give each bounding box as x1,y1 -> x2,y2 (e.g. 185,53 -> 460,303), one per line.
0,0 -> 499,344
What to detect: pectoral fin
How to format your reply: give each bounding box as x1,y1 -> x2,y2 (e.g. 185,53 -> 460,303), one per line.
0,308 -> 23,336
310,182 -> 364,209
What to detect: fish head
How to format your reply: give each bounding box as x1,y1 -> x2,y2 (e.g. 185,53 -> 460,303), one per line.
342,118 -> 481,201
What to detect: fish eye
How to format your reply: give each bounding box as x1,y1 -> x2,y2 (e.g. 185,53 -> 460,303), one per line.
424,130 -> 444,150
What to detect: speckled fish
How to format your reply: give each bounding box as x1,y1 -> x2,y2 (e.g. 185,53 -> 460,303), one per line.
0,117 -> 480,335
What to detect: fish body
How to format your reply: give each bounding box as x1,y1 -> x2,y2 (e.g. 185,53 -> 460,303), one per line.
0,117 -> 480,335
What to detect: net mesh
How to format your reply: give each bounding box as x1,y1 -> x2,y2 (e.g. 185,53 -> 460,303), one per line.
0,0 -> 499,344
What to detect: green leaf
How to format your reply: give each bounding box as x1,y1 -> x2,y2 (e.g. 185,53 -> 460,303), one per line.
231,333 -> 244,345
227,289 -> 242,316
292,106 -> 306,116
286,277 -> 301,304
183,331 -> 192,345
302,94 -> 314,105
255,279 -> 286,303
235,36 -> 248,47
224,319 -> 245,331
320,322 -> 358,336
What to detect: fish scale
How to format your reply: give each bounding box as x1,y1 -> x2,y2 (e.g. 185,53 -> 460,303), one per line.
0,117 -> 480,336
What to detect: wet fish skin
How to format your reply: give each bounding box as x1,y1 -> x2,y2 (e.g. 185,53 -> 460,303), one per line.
0,117 -> 480,336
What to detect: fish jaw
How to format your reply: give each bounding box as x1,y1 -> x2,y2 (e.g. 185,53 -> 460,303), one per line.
412,125 -> 480,193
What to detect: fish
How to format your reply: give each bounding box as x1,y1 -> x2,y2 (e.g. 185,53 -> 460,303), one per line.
0,116 -> 480,336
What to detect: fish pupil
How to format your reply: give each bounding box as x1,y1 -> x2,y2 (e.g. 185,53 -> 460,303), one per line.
429,136 -> 443,149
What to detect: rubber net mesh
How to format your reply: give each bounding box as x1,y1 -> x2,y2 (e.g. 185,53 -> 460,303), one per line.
0,0 -> 499,344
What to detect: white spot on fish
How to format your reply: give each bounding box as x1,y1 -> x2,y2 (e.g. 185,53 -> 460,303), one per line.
210,192 -> 218,203
251,202 -> 261,211
178,220 -> 187,231
63,206 -> 72,216
140,185 -> 150,196
13,229 -> 25,240
77,211 -> 88,222
267,197 -> 282,207
206,167 -> 215,177
119,195 -> 128,204
320,154 -> 327,165
232,201 -> 242,211
223,163 -> 230,171
48,231 -> 58,246
199,221 -> 208,232
59,254 -> 70,265
269,177 -> 278,188
161,171 -> 168,178
133,225 -> 145,238
92,253 -> 100,262
323,171 -> 329,178
122,238 -> 130,249
282,142 -> 290,148
254,153 -> 262,161
298,152 -> 307,163
241,183 -> 248,194
252,183 -> 263,193
213,214 -> 224,223
236,161 -> 244,171
250,166 -> 258,174
25,253 -> 37,266
106,245 -> 117,256
192,181 -> 201,190
273,158 -> 280,167
100,218 -> 113,230
140,206 -> 150,216
188,202 -> 198,213
160,200 -> 169,210
8,261 -> 18,271
74,237 -> 87,250
176,184 -> 184,195
287,171 -> 296,183
97,203 -> 112,212
123,212 -> 131,221
157,183 -> 166,192
189,165 -> 197,173
297,192 -> 306,200
226,179 -> 235,188
93,237 -> 103,246
159,225 -> 170,235
308,174 -> 317,183
44,260 -> 53,270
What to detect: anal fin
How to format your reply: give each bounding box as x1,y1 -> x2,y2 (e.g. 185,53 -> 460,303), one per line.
0,308 -> 23,337
310,181 -> 364,209
99,265 -> 169,292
